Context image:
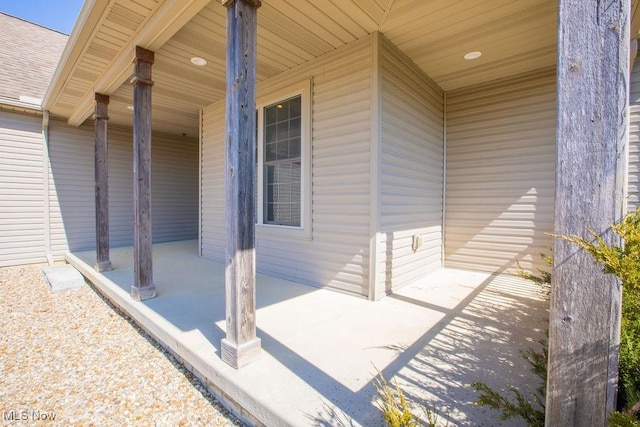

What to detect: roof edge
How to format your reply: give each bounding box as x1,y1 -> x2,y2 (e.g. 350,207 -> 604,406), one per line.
65,0 -> 211,127
43,0 -> 110,111
0,11 -> 69,36
0,96 -> 43,113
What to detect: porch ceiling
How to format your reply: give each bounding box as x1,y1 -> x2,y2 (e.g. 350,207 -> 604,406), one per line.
44,0 -> 631,138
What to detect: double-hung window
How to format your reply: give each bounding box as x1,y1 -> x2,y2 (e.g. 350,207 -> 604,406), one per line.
256,80 -> 311,238
264,95 -> 301,226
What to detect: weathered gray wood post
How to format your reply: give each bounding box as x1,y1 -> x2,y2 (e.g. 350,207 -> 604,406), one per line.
130,46 -> 156,301
220,0 -> 262,369
547,1 -> 630,424
94,93 -> 112,272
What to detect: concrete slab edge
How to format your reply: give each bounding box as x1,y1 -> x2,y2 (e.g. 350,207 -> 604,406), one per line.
64,252 -> 282,427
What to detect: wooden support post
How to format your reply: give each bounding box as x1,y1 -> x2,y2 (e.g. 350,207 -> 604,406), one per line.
94,93 -> 112,272
130,46 -> 156,301
220,0 -> 262,369
547,1 -> 630,425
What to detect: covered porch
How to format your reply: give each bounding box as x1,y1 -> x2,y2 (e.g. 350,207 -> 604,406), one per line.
67,240 -> 547,426
42,0 -> 639,422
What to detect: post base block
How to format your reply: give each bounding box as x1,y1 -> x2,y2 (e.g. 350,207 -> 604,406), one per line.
221,337 -> 261,369
130,284 -> 157,301
94,261 -> 112,272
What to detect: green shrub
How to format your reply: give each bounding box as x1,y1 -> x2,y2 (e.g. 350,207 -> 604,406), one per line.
374,370 -> 418,427
376,209 -> 640,426
470,379 -> 545,427
474,206 -> 640,422
556,208 -> 640,416
471,255 -> 550,426
373,369 -> 446,427
555,208 -> 639,293
516,251 -> 552,299
609,411 -> 640,427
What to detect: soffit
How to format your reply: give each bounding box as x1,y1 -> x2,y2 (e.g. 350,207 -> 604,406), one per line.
44,0 -> 211,134
51,0 -> 639,138
381,0 -> 557,90
167,0 -> 558,94
47,0 -> 163,119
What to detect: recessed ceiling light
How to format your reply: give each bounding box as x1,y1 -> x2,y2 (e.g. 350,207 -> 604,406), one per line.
127,105 -> 134,111
464,51 -> 482,60
190,57 -> 207,66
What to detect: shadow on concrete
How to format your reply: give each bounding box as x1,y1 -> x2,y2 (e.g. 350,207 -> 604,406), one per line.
69,241 -> 548,426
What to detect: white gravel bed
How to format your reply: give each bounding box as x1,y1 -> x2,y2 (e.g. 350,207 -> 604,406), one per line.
0,264 -> 244,426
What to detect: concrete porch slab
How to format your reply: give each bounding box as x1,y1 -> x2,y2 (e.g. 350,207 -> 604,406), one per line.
66,240 -> 548,426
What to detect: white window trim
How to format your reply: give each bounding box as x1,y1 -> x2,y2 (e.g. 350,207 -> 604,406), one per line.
256,79 -> 312,240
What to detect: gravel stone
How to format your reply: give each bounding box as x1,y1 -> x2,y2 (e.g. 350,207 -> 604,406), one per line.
0,264 -> 245,426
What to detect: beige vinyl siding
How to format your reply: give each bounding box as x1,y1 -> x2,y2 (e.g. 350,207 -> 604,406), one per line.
48,119 -> 198,259
0,111 -> 46,266
200,101 -> 225,259
201,36 -> 372,296
378,36 -> 444,291
629,61 -> 640,213
107,126 -> 135,247
445,68 -> 556,273
152,134 -> 199,242
103,127 -> 200,247
48,121 -> 95,256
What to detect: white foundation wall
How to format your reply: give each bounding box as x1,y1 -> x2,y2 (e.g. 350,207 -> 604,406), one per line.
376,35 -> 445,292
47,119 -> 198,259
444,68 -> 556,274
201,37 -> 373,297
0,110 -> 46,266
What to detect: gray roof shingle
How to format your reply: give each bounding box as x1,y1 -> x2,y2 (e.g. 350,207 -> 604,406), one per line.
0,12 -> 68,104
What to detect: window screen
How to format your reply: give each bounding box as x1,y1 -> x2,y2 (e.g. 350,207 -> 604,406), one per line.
263,95 -> 302,226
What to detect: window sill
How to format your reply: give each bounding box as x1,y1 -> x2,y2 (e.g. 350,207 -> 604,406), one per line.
256,223 -> 312,240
